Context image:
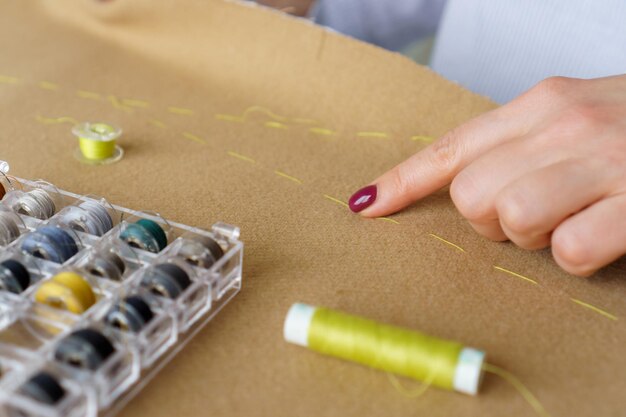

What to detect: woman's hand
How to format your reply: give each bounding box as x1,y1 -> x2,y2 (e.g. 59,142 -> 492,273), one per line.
349,75 -> 626,276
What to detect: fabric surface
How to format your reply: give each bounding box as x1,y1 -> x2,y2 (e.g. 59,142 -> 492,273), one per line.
313,0 -> 626,103
0,1 -> 624,416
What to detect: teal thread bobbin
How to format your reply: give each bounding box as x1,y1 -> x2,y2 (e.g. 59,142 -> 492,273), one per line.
120,219 -> 168,253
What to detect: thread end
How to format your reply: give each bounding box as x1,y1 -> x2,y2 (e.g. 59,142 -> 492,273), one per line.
284,303 -> 316,347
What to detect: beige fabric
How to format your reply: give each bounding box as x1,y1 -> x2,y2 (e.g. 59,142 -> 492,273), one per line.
0,1 -> 624,416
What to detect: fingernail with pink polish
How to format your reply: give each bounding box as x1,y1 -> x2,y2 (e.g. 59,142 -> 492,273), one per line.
349,185 -> 377,213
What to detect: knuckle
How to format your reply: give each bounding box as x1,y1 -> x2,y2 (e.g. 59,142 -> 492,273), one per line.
390,163 -> 415,197
428,132 -> 461,174
537,76 -> 575,99
551,227 -> 591,274
496,189 -> 536,235
450,173 -> 485,221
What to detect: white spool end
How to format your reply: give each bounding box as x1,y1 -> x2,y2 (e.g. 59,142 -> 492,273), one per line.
284,303 -> 316,347
0,161 -> 9,174
453,347 -> 486,395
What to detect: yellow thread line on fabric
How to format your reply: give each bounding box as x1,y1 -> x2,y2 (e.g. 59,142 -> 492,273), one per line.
376,217 -> 400,225
428,234 -> 466,253
227,151 -> 256,164
265,121 -> 289,130
482,363 -> 552,417
35,115 -> 78,125
410,135 -> 434,143
76,90 -> 101,100
38,81 -> 60,91
0,75 -> 19,84
570,298 -> 618,321
215,114 -> 245,123
308,307 -> 461,390
323,195 -> 349,208
274,170 -> 302,184
182,132 -> 206,144
149,119 -> 167,129
222,106 -> 321,125
108,95 -> 133,113
493,266 -> 539,286
168,106 -> 195,115
309,127 -> 337,136
357,131 -> 389,139
121,98 -> 149,108
386,373 -> 434,398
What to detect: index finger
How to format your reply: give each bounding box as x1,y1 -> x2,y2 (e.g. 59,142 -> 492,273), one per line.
348,101 -> 537,218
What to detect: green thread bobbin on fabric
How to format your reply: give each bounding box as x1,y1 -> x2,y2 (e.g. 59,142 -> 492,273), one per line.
72,122 -> 124,165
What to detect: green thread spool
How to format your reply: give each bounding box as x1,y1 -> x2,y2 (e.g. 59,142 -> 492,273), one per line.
284,303 -> 485,395
72,122 -> 124,165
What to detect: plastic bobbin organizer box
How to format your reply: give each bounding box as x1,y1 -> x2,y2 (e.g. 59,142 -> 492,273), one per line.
0,161 -> 243,417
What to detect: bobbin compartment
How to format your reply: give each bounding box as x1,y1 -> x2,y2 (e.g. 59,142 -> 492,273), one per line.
0,366 -> 93,417
17,226 -> 84,266
29,268 -> 115,320
47,325 -> 139,409
73,239 -> 141,285
162,223 -> 243,302
132,257 -> 211,332
0,309 -> 74,354
0,251 -> 43,298
50,195 -> 120,240
116,213 -> 173,258
89,290 -> 177,368
0,207 -> 27,247
1,181 -> 66,225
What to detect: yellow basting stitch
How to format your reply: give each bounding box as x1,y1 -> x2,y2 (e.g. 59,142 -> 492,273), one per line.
227,151 -> 256,164
570,298 -> 618,321
376,217 -> 400,225
274,170 -> 302,184
168,106 -> 195,115
493,266 -> 539,285
182,132 -> 206,144
0,75 -> 19,84
265,121 -> 289,130
38,81 -> 60,91
121,98 -> 149,108
108,95 -> 133,113
215,114 -> 245,123
35,115 -> 78,125
357,131 -> 389,139
149,119 -> 167,129
76,90 -> 101,100
428,233 -> 466,253
324,195 -> 349,208
410,135 -> 434,143
309,127 -> 337,136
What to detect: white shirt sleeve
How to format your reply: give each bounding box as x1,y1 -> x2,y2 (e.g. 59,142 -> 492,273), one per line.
310,0 -> 447,51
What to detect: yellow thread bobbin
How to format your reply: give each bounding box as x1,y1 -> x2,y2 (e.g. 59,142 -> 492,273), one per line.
71,122 -> 124,165
34,272 -> 96,314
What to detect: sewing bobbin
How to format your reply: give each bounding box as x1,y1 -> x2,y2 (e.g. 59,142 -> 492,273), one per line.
72,122 -> 124,165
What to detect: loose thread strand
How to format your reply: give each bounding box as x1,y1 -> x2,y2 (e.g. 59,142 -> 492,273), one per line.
482,363 -> 552,417
387,372 -> 435,398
